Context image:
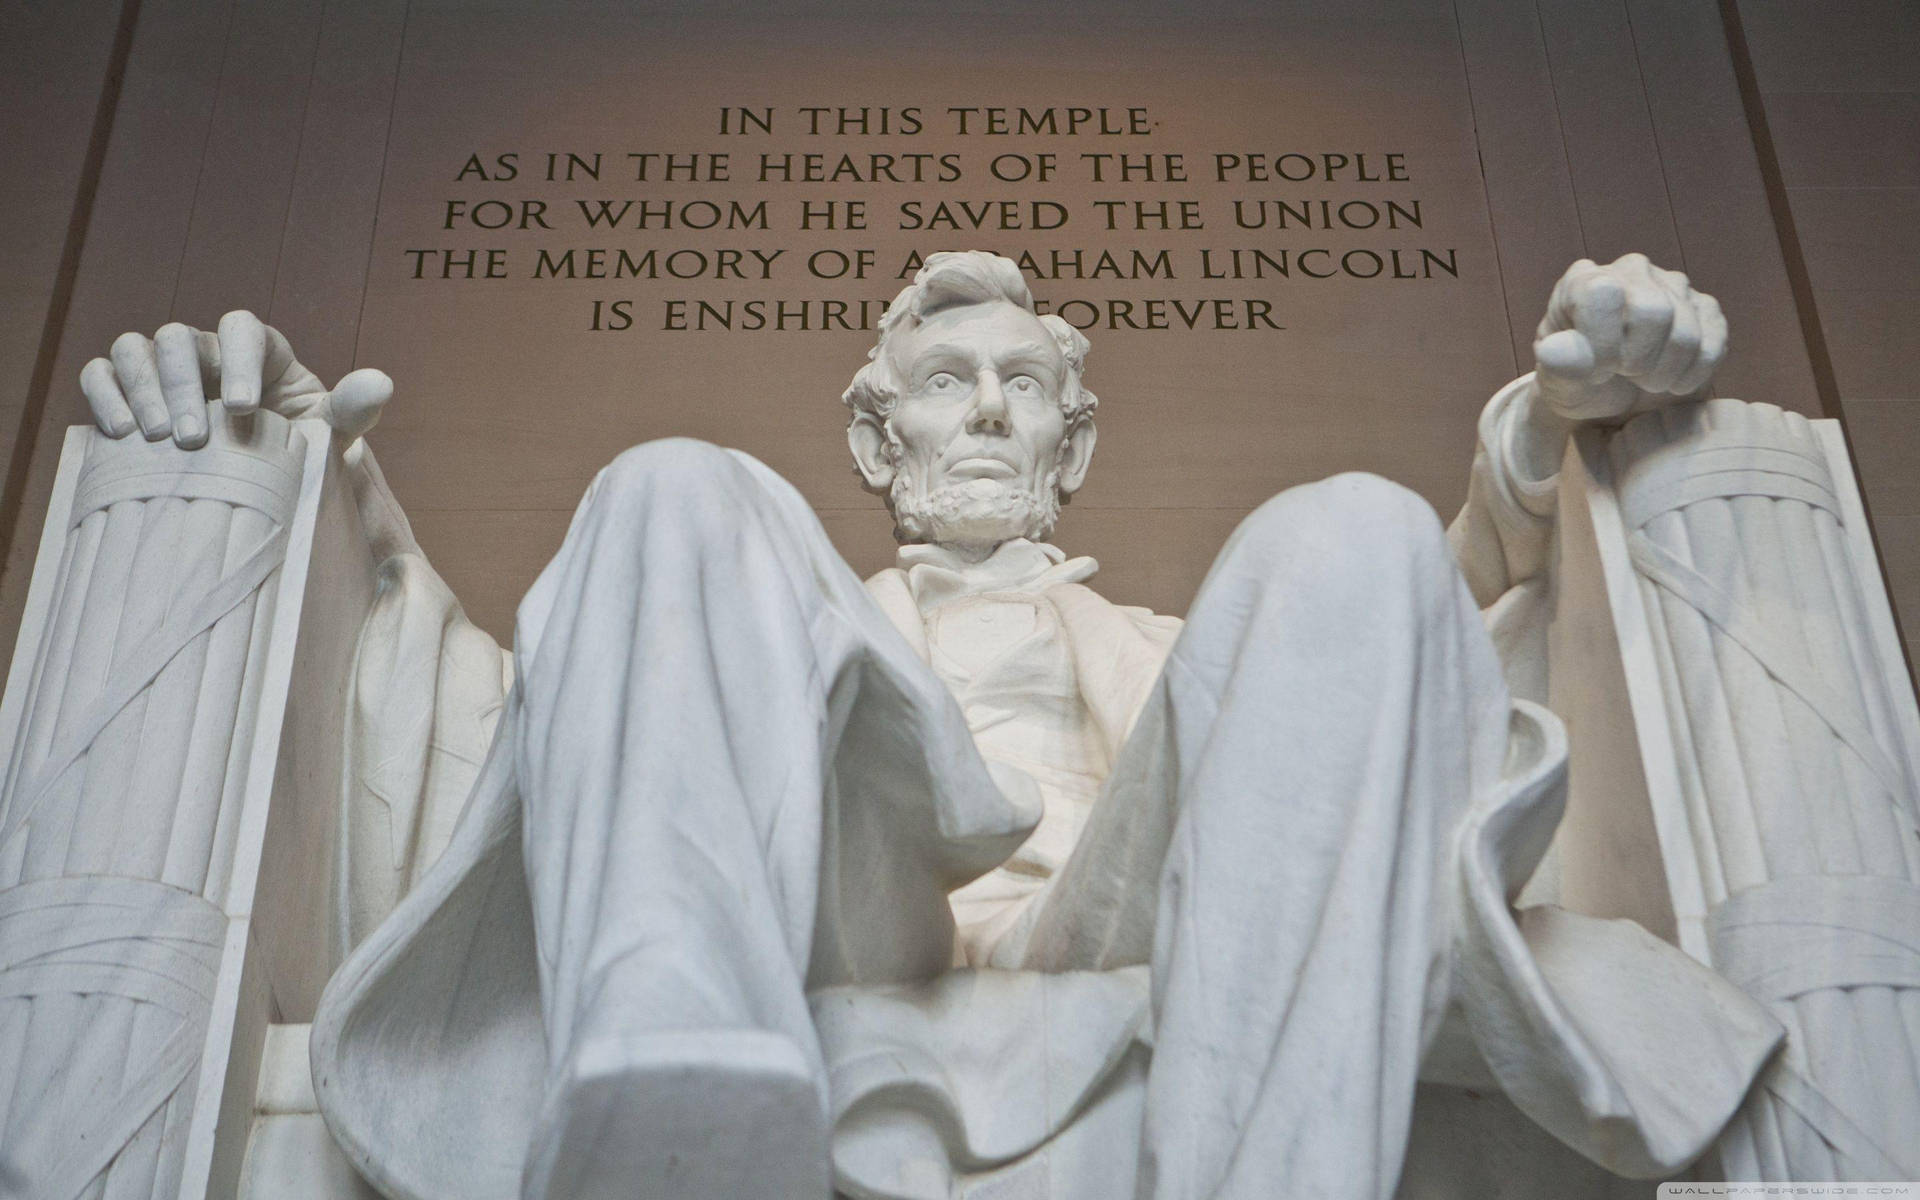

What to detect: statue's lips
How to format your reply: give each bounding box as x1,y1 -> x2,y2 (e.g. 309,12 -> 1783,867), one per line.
945,457 -> 1020,480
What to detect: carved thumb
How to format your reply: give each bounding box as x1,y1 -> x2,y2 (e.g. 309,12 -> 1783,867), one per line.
325,368 -> 393,437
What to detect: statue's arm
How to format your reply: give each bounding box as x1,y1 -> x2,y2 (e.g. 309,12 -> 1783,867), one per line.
86,315 -> 507,938
1447,371 -> 1564,610
83,311 -> 420,594
1449,253 -> 1726,599
1447,255 -> 1726,697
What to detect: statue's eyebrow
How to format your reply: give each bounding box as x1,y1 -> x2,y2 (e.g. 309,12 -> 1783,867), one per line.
908,342 -> 971,368
905,340 -> 1058,383
994,342 -> 1060,372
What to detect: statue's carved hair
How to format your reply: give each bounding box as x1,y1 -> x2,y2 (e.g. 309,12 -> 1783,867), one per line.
842,251 -> 1097,423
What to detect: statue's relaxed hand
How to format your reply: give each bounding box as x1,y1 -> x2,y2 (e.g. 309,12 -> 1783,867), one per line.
1533,252 -> 1727,424
82,310 -> 391,449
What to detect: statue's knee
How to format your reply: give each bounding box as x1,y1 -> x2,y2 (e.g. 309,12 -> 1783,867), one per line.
1320,472 -> 1445,549
1233,473 -> 1444,567
1196,473 -> 1461,642
583,438 -> 820,557
590,438 -> 747,523
598,437 -> 735,493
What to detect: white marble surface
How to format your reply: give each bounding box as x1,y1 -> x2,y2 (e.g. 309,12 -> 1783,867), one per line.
304,253 -> 1775,1200
22,251 -> 1915,1198
1554,400 -> 1920,1180
0,399 -> 375,1200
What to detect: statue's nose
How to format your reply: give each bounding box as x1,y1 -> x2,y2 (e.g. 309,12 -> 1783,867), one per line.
967,373 -> 1011,435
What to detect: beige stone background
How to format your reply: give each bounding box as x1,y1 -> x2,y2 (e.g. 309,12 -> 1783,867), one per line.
0,0 -> 1911,664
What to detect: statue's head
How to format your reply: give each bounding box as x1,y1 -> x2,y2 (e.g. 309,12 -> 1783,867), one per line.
844,251 -> 1098,556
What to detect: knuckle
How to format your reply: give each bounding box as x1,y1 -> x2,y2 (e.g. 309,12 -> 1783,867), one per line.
1578,277 -> 1625,311
110,330 -> 148,357
156,321 -> 193,342
1627,292 -> 1672,322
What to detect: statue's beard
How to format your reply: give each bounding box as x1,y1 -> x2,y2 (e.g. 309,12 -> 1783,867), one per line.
888,468 -> 1062,550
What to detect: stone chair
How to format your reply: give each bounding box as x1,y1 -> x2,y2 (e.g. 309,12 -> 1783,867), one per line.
1,392 -> 1915,1199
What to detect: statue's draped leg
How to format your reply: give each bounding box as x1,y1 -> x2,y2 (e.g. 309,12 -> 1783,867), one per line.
314,440 -> 1031,1200
1114,474 -> 1506,1200
471,439 -> 1026,1200
314,446 -> 1784,1200
1027,471 -> 1774,1199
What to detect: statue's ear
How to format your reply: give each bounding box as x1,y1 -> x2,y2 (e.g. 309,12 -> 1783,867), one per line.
847,412 -> 895,491
1057,418 -> 1097,496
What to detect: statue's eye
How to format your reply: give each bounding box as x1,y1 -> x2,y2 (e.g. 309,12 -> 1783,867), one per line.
924,372 -> 960,392
1007,375 -> 1042,395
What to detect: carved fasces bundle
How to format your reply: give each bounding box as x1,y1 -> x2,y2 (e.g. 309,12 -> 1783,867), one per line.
1606,397 -> 1920,1179
0,410 -> 309,1200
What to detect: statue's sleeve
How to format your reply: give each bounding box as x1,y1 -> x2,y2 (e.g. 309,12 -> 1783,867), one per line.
1447,374 -> 1561,702
337,438 -> 513,950
1448,374 -> 1559,603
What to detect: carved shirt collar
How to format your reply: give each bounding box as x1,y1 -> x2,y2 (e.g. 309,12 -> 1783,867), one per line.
897,538 -> 1098,612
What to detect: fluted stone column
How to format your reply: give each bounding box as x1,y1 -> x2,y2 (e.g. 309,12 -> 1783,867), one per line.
1558,397 -> 1920,1182
0,408 -> 371,1200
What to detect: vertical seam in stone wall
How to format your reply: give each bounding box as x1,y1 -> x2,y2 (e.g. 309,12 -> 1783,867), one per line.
349,0 -> 414,372
165,1 -> 241,321
1715,0 -> 1916,686
1716,0 -> 1843,419
264,0 -> 332,323
1620,0 -> 1692,277
0,0 -> 144,599
1533,0 -> 1591,259
1448,0 -> 1522,379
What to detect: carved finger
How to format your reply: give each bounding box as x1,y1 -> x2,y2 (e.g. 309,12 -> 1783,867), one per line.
110,331 -> 172,441
217,310 -> 267,413
1532,328 -> 1589,416
1535,328 -> 1595,389
1642,293 -> 1702,395
1618,287 -> 1675,378
1656,265 -> 1693,296
1535,329 -> 1634,420
194,328 -> 222,390
1541,258 -> 1600,339
81,357 -> 137,438
1676,296 -> 1728,398
1609,251 -> 1655,281
154,323 -> 209,448
260,323 -> 326,415
1570,273 -> 1627,377
320,368 -> 393,437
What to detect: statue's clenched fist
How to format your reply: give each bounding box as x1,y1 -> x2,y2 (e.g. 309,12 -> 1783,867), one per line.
82,311 -> 391,448
1533,253 -> 1726,423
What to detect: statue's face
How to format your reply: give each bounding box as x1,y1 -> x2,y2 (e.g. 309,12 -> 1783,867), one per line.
863,300 -> 1093,553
